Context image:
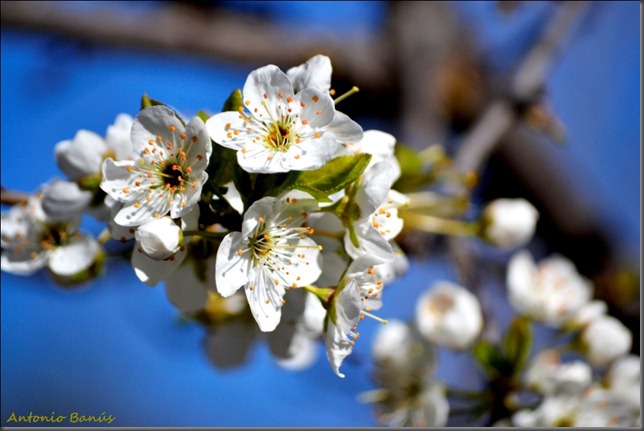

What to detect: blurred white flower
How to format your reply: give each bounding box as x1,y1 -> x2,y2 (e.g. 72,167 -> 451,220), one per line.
1,188 -> 98,276
513,385 -> 638,427
415,280 -> 483,350
335,129 -> 401,181
524,349 -> 593,396
479,198 -> 539,248
40,179 -> 92,220
215,193 -> 322,332
579,314 -> 632,368
565,299 -> 608,329
506,251 -> 593,327
206,64 -> 342,173
101,106 -> 211,227
604,354 -> 640,411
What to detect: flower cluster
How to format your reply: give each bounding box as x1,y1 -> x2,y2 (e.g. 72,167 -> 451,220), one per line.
2,53 -> 637,428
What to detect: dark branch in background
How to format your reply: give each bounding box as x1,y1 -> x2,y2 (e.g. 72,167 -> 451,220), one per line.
1,186 -> 30,206
0,1 -> 391,92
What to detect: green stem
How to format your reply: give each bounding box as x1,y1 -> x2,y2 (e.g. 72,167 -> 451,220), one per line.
400,210 -> 477,237
182,230 -> 229,240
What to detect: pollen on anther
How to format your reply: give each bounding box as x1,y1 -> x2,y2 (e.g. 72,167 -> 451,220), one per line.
301,119 -> 308,125
237,248 -> 243,257
367,267 -> 377,275
154,213 -> 160,218
314,132 -> 321,138
146,197 -> 152,203
263,92 -> 268,99
192,181 -> 197,189
258,217 -> 265,223
156,135 -> 163,142
169,125 -> 176,132
127,166 -> 133,172
245,100 -> 251,106
134,202 -> 141,209
180,133 -> 187,140
191,136 -> 198,143
294,154 -> 300,159
123,187 -> 129,194
312,95 -> 319,102
196,154 -> 203,160
300,102 -> 306,107
278,92 -> 284,99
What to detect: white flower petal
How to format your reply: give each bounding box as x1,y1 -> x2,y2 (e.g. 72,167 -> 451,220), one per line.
325,279 -> 363,378
105,113 -> 134,161
130,105 -> 184,155
55,130 -> 107,179
356,162 -> 395,216
48,235 -> 100,277
41,179 -> 92,220
244,267 -> 285,332
214,232 -> 249,297
297,88 -> 335,128
327,110 -> 364,143
243,64 -> 294,117
344,218 -> 394,263
135,217 -> 181,260
131,243 -> 186,287
165,258 -> 215,313
287,54 -> 332,93
205,111 -> 247,150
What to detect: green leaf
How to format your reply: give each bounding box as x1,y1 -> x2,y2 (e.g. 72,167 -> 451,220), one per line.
140,93 -> 167,110
502,316 -> 533,377
472,339 -> 502,378
222,88 -> 243,113
196,110 -> 210,122
283,154 -> 372,202
395,142 -> 424,177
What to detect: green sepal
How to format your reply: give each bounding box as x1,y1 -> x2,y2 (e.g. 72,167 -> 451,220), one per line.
196,110 -> 211,123
502,316 -> 533,378
281,154 -> 372,202
140,93 -> 186,126
221,88 -> 243,113
472,338 -> 503,379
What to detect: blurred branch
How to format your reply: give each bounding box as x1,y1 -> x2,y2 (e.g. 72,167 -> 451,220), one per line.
1,186 -> 29,206
447,1 -> 590,344
0,1 -> 391,90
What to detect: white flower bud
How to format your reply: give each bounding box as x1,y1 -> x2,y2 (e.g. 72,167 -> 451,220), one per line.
415,281 -> 483,350
480,198 -> 539,248
580,315 -> 632,368
135,217 -> 182,261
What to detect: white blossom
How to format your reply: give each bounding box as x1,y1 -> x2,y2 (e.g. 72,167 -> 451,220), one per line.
524,349 -> 593,396
604,354 -> 640,411
206,64 -> 342,173
415,280 -> 483,350
479,198 -> 539,248
101,105 -> 211,227
215,193 -> 322,332
579,314 -> 632,368
1,188 -> 101,281
506,251 -> 593,327
135,216 -> 183,261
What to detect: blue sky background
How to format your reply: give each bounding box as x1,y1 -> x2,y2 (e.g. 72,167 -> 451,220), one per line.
1,1 -> 639,427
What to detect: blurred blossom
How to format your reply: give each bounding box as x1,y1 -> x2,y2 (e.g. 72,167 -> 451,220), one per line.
523,349 -> 592,396
513,385 -> 639,427
578,314 -> 632,368
415,280 -> 483,350
478,198 -> 539,248
506,250 -> 593,327
335,129 -> 402,181
604,354 -> 641,412
1,186 -> 102,283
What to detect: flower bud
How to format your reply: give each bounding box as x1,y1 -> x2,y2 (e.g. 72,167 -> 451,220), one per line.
479,198 -> 539,248
415,281 -> 483,350
579,315 -> 632,368
135,217 -> 182,261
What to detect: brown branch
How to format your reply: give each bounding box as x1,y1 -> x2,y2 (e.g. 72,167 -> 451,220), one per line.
1,186 -> 30,206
